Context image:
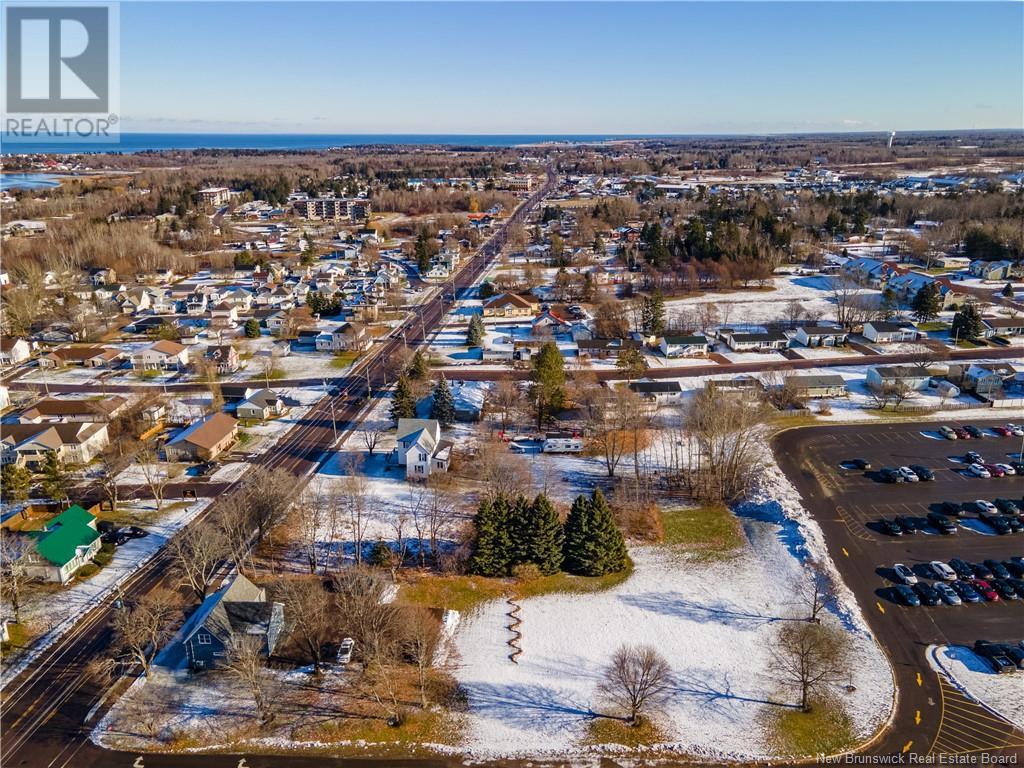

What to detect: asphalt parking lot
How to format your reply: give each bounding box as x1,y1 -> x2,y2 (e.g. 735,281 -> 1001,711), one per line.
775,419 -> 1024,759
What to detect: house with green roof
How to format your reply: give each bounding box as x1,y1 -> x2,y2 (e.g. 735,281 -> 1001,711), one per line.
25,505 -> 101,584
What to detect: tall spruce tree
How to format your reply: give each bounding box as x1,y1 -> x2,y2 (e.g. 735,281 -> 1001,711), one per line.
562,494 -> 592,575
530,341 -> 566,428
390,374 -> 416,423
528,494 -> 565,575
951,302 -> 984,340
429,376 -> 456,427
583,489 -> 628,576
466,314 -> 485,347
408,350 -> 429,380
469,495 -> 512,576
911,283 -> 942,322
506,494 -> 534,568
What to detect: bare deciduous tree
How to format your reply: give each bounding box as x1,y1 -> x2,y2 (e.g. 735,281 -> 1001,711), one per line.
168,525 -> 229,601
242,466 -> 295,543
598,644 -> 672,725
112,589 -> 179,678
135,443 -> 181,513
773,622 -> 846,712
0,530 -> 33,623
276,577 -> 335,675
224,635 -> 277,725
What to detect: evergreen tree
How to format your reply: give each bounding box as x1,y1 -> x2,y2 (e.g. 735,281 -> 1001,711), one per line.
408,350 -> 429,380
429,376 -> 456,427
244,318 -> 261,338
415,231 -> 433,274
562,494 -> 592,575
911,283 -> 942,322
466,314 -> 485,347
880,287 -> 898,320
468,495 -> 512,576
582,489 -> 628,576
951,302 -> 984,341
39,452 -> 67,502
390,374 -> 416,423
1,464 -> 32,503
528,494 -> 564,575
530,341 -> 566,428
1002,283 -> 1015,298
506,494 -> 534,568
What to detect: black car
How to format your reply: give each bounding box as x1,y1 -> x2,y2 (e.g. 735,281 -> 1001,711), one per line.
965,451 -> 984,464
994,498 -> 1021,515
879,518 -> 904,536
964,425 -> 985,439
949,558 -> 975,579
927,512 -> 957,534
998,644 -> 1024,670
1006,561 -> 1024,579
979,513 -> 1012,535
970,562 -> 995,580
991,579 -> 1020,601
124,526 -> 149,539
879,467 -> 904,484
96,520 -> 118,534
101,530 -> 129,546
1006,578 -> 1024,597
895,516 -> 918,535
893,585 -> 921,606
1003,515 -> 1024,533
984,559 -> 1011,579
1010,461 -> 1024,475
974,641 -> 1018,673
951,580 -> 984,603
909,464 -> 935,481
913,582 -> 941,606
848,458 -> 872,470
940,501 -> 964,517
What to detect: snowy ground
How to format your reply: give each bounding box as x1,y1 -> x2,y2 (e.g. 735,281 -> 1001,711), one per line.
928,645 -> 1024,729
450,539 -> 890,759
1,497 -> 213,687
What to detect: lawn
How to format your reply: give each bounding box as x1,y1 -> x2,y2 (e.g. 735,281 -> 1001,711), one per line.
916,321 -> 950,332
330,351 -> 360,369
583,716 -> 666,748
764,696 -> 854,757
660,505 -> 746,560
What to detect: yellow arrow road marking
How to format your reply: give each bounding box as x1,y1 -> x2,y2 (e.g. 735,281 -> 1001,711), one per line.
915,710 -> 921,725
902,741 -> 913,753
916,672 -> 923,686
876,602 -> 886,614
841,547 -> 849,557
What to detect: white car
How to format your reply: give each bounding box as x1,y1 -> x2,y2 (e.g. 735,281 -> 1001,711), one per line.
1006,424 -> 1024,437
968,463 -> 992,478
994,463 -> 1017,476
893,563 -> 918,585
928,561 -> 957,581
974,500 -> 998,514
898,466 -> 920,482
337,637 -> 355,664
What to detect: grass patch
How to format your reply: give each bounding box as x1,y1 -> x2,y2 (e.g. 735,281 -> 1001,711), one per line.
764,696 -> 854,757
1,621 -> 34,654
330,351 -> 360,369
299,708 -> 464,752
513,558 -> 634,599
249,367 -> 286,381
583,716 -> 665,748
956,339 -> 986,348
916,321 -> 949,332
76,562 -> 101,580
661,506 -> 745,560
134,369 -> 161,380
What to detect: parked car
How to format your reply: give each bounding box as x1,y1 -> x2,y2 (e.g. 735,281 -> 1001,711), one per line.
964,425 -> 985,439
1007,578 -> 1024,598
1003,515 -> 1024,533
879,518 -> 904,536
1006,561 -> 1024,579
101,530 -> 129,546
983,463 -> 1006,478
96,520 -> 118,534
929,561 -> 957,581
1010,461 -> 1024,475
909,465 -> 935,481
926,512 -> 957,534
970,562 -> 996,580
954,427 -> 972,440
951,580 -> 984,603
994,498 -> 1021,515
934,582 -> 961,605
967,463 -> 991,478
940,501 -> 965,517
970,579 -> 1000,601
895,516 -> 918,535
939,426 -> 957,440
847,458 -> 871,470
970,500 -> 998,514
985,560 -> 1012,579
879,467 -> 904,483
893,563 -> 918,585
979,513 -> 1012,535
124,526 -> 149,539
965,451 -> 984,464
990,579 -> 1020,601
897,466 -> 920,483
893,584 -> 921,606
949,558 -> 975,579
1006,423 -> 1024,437
994,463 -> 1017,476
974,641 -> 1017,673
336,637 -> 355,664
992,425 -> 1014,437
912,582 -> 941,606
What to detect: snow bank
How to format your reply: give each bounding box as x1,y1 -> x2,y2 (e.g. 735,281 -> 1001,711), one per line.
928,645 -> 1024,729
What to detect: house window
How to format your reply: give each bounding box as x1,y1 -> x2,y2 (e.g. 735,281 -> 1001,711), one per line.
419,452 -> 427,462
197,632 -> 212,645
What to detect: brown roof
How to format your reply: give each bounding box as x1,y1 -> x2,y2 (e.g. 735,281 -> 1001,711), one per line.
169,412 -> 237,451
484,293 -> 538,309
46,345 -> 119,363
149,339 -> 186,356
0,337 -> 27,352
20,396 -> 127,420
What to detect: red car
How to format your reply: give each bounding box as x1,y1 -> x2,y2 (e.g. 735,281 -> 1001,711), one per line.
954,427 -> 971,439
983,464 -> 1007,478
993,426 -> 1014,437
970,579 -> 1000,601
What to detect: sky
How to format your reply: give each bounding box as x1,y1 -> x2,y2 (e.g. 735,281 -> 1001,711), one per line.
115,1 -> 1023,134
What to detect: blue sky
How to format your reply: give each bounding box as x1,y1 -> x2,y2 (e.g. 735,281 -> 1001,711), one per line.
119,2 -> 1024,134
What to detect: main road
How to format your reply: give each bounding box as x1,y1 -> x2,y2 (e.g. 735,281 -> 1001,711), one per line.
0,168 -> 557,768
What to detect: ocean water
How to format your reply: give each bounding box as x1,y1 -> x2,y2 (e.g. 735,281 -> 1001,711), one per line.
0,173 -> 65,190
1,132 -> 647,154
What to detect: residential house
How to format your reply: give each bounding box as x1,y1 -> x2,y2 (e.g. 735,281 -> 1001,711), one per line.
132,340 -> 190,371
865,365 -> 932,392
962,363 -> 1018,398
0,422 -> 110,466
0,337 -> 32,367
235,389 -> 287,421
205,345 -> 240,374
981,316 -> 1024,338
482,293 -> 539,318
629,380 -> 683,404
184,292 -> 209,316
721,330 -> 789,352
163,413 -> 238,462
315,322 -> 371,353
88,267 -> 117,286
117,287 -> 152,314
706,375 -> 765,399
862,321 -> 918,344
393,418 -> 452,480
39,345 -> 122,369
179,573 -> 284,671
209,302 -> 239,330
793,326 -> 849,348
576,338 -> 643,359
25,505 -> 101,584
841,257 -> 895,288
196,187 -> 232,207
18,396 -> 128,423
783,374 -> 848,399
659,335 -> 708,358
531,309 -> 573,335
968,260 -> 1014,281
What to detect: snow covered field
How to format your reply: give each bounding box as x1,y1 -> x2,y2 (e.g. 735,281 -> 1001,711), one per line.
928,645 -> 1024,729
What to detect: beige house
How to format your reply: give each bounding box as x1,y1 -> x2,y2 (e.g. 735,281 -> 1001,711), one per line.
163,413 -> 237,462
39,345 -> 123,369
482,293 -> 539,318
132,340 -> 190,371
